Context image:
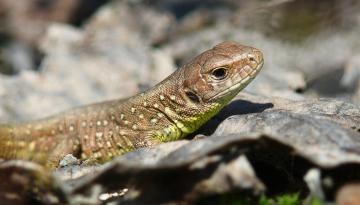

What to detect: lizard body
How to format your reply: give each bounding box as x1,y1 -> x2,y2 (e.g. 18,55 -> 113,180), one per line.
0,41 -> 264,168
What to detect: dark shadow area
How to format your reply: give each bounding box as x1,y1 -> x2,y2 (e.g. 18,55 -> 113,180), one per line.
190,100 -> 273,137
196,191 -> 259,205
245,138 -> 311,196
0,56 -> 15,75
0,43 -> 44,75
0,30 -> 15,75
70,0 -> 111,27
218,99 -> 274,120
247,138 -> 360,199
154,0 -> 233,19
307,67 -> 356,97
33,48 -> 45,71
194,138 -> 307,202
322,164 -> 360,200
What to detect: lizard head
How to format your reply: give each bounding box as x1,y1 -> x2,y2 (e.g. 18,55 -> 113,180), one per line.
182,41 -> 264,104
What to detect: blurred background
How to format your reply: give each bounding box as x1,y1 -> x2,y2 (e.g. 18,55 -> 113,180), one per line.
0,0 -> 359,122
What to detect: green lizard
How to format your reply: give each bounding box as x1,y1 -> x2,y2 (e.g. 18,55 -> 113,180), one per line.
0,41 -> 263,168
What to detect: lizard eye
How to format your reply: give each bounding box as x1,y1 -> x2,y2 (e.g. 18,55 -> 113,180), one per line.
211,67 -> 227,80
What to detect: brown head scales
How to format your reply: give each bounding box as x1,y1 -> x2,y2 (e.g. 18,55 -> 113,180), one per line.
180,41 -> 264,105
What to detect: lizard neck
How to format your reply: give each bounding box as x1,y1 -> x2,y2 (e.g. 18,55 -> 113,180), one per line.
123,68 -> 226,142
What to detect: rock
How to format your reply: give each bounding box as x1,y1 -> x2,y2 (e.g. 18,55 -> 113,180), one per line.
149,48 -> 176,86
0,0 -> 177,121
68,137 -> 265,205
0,0 -> 110,46
343,53 -> 360,105
304,169 -> 325,201
0,0 -> 81,45
58,154 -> 80,168
214,112 -> 360,166
0,0 -> 110,74
82,0 -> 175,84
336,183 -> 360,205
1,42 -> 35,73
216,92 -> 360,132
0,160 -> 65,205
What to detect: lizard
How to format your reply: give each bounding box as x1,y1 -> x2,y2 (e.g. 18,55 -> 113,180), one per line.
0,41 -> 264,168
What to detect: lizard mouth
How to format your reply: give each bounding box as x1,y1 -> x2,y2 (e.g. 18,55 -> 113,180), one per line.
208,60 -> 264,101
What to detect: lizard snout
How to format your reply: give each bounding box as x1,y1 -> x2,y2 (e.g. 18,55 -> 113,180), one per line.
248,48 -> 264,66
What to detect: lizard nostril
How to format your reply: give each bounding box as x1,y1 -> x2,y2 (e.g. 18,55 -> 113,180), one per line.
253,49 -> 264,63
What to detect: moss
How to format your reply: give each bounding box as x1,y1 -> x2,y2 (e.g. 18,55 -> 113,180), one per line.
197,192 -> 326,205
259,193 -> 300,205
